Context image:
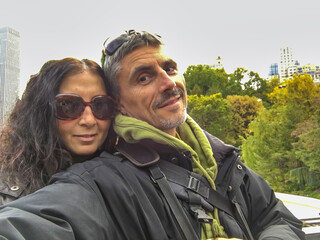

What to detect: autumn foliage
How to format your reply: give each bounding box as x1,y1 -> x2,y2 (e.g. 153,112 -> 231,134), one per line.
185,65 -> 320,197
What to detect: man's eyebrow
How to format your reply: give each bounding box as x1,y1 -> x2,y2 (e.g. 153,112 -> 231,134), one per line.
162,59 -> 177,69
129,59 -> 178,80
130,65 -> 155,79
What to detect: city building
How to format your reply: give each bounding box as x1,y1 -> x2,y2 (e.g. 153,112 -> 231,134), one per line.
280,63 -> 320,83
268,63 -> 279,79
281,63 -> 320,84
210,56 -> 224,69
271,47 -> 319,83
279,47 -> 296,81
0,27 -> 20,125
295,64 -> 320,84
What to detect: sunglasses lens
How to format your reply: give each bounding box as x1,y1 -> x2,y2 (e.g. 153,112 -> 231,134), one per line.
105,34 -> 128,55
55,95 -> 84,120
91,96 -> 115,120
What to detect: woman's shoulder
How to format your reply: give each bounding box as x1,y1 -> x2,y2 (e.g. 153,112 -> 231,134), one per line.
0,176 -> 27,205
49,151 -> 121,184
70,151 -> 122,173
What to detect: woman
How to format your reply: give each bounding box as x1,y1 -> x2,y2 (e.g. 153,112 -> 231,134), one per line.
0,58 -> 115,204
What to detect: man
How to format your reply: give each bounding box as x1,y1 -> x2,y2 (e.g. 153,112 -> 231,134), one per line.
0,30 -> 304,240
101,30 -> 304,239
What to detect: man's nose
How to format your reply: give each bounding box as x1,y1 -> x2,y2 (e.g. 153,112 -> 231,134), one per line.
158,70 -> 176,92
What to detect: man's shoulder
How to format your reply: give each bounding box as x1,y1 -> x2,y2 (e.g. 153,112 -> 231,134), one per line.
203,131 -> 237,162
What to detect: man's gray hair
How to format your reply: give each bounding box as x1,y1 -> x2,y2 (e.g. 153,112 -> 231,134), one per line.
102,30 -> 163,101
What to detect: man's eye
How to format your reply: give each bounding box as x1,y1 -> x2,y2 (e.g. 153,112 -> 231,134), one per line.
166,67 -> 177,75
138,75 -> 150,83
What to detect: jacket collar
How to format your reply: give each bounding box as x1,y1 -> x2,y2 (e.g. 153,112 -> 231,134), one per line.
114,113 -> 236,186
203,131 -> 236,166
115,137 -> 160,167
115,132 -> 236,171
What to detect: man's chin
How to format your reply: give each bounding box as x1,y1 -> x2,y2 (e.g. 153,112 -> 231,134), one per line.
157,112 -> 186,131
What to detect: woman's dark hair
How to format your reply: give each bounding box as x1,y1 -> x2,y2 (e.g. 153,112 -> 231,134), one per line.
0,57 -> 111,194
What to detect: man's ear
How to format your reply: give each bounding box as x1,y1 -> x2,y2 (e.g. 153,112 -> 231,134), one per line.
118,102 -> 127,115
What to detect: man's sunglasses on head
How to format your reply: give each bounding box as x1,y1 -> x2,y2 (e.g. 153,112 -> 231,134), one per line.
101,30 -> 162,64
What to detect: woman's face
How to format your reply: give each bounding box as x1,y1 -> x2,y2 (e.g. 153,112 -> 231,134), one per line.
56,71 -> 111,162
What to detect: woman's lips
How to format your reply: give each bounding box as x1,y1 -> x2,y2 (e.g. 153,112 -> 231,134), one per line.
74,134 -> 97,142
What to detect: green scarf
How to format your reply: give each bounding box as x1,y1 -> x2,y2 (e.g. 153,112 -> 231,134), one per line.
113,113 -> 228,239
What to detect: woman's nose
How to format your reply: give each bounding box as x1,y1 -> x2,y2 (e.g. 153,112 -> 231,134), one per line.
78,106 -> 97,126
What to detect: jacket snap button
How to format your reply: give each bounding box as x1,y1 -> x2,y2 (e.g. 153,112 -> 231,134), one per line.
227,185 -> 232,192
237,164 -> 242,170
171,157 -> 179,164
10,186 -> 20,191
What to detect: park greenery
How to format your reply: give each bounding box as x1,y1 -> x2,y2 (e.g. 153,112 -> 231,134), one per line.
184,65 -> 320,199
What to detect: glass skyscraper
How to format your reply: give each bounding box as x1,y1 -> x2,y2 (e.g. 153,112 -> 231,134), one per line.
0,27 -> 20,125
269,63 -> 279,76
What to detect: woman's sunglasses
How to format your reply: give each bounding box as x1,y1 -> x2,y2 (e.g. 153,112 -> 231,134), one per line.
54,94 -> 115,120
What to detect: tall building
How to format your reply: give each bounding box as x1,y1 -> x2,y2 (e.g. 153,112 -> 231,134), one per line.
268,63 -> 279,79
269,47 -> 319,83
0,27 -> 20,125
279,47 -> 295,81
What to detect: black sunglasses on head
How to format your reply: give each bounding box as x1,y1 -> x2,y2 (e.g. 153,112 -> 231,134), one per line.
102,30 -> 162,58
54,94 -> 115,120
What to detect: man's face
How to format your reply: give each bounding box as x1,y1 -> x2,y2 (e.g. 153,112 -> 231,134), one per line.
117,45 -> 187,136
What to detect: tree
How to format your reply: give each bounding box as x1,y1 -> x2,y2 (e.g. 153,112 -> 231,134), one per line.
268,74 -> 317,109
187,94 -> 231,141
222,69 -> 243,97
241,106 -> 300,189
290,91 -> 320,172
242,71 -> 269,102
241,74 -> 320,192
291,119 -> 320,172
226,95 -> 263,147
267,77 -> 280,92
184,65 -> 230,97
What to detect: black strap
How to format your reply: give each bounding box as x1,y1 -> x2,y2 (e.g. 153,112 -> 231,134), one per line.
187,190 -> 213,223
149,165 -> 200,240
233,199 -> 254,240
158,160 -> 234,217
158,160 -> 254,240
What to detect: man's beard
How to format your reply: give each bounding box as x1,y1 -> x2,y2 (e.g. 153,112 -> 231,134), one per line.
157,108 -> 187,131
153,88 -> 187,131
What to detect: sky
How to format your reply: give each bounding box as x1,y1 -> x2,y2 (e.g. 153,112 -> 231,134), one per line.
1,0 -> 319,97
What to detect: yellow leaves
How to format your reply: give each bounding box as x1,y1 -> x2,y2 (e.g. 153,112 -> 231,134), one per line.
268,74 -> 318,107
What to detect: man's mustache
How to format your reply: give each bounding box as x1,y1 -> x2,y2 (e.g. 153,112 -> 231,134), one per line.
153,88 -> 185,109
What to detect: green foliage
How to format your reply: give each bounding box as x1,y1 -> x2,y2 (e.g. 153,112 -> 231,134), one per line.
241,74 -> 320,195
291,110 -> 320,172
184,65 -> 227,96
184,65 -> 241,98
241,107 -> 298,186
220,68 -> 243,97
269,74 -> 317,109
242,71 -> 269,102
183,63 -> 320,197
267,77 -> 280,91
187,94 -> 231,141
184,65 -> 272,103
225,95 -> 263,147
290,167 -> 320,188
